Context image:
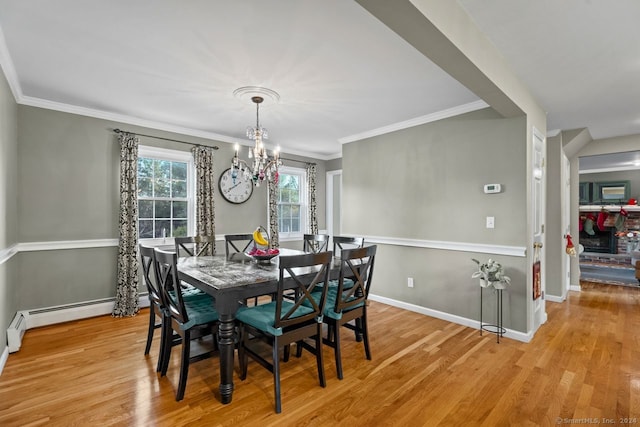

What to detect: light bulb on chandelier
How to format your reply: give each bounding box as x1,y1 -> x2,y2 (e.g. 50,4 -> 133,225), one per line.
231,95 -> 281,187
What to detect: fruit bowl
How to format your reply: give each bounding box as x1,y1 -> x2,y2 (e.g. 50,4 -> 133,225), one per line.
246,247 -> 280,262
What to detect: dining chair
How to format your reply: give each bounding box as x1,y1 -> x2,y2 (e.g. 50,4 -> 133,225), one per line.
225,233 -> 263,305
306,245 -> 376,380
303,233 -> 329,253
332,235 -> 365,258
139,244 -> 167,372
174,235 -> 216,257
224,233 -> 255,256
236,251 -> 332,413
153,248 -> 220,401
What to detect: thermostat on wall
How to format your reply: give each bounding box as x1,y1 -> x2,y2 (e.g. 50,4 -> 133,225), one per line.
484,184 -> 502,194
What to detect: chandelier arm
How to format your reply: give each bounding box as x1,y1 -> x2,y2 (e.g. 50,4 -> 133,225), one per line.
232,92 -> 280,186
234,158 -> 250,171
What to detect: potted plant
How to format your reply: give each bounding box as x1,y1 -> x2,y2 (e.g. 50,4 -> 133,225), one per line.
472,258 -> 511,290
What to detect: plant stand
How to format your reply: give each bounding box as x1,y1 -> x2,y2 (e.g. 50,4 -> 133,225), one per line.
480,287 -> 505,343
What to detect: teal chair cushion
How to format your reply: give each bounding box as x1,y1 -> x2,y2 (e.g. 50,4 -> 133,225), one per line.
306,287 -> 364,320
168,286 -> 208,301
236,301 -> 315,336
312,278 -> 354,293
180,295 -> 219,330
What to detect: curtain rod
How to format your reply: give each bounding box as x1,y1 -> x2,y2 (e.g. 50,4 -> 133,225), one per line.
113,128 -> 219,150
113,129 -> 319,163
280,157 -> 316,166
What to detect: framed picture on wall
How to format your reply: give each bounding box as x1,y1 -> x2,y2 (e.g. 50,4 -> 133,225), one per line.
593,181 -> 630,204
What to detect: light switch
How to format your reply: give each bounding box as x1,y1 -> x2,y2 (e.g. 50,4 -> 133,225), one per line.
486,216 -> 495,229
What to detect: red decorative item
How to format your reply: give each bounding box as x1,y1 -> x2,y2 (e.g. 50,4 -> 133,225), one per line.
596,211 -> 607,231
533,261 -> 541,300
565,234 -> 576,257
579,217 -> 584,232
628,198 -> 637,206
620,207 -> 628,217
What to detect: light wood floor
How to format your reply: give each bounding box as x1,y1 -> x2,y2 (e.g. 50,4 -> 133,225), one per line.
1,282 -> 639,426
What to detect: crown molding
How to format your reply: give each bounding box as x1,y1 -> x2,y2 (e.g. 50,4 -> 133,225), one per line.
338,100 -> 489,144
3,29 -> 484,163
18,95 -> 339,162
0,24 -> 22,101
19,95 -> 241,143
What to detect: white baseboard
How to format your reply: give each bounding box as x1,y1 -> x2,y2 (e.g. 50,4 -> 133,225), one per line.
570,285 -> 581,292
545,294 -> 565,303
0,346 -> 8,376
369,293 -> 533,343
5,294 -> 151,356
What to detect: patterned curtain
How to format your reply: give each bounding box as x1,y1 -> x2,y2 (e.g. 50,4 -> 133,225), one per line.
307,163 -> 318,235
113,132 -> 140,317
192,146 -> 216,255
268,179 -> 280,249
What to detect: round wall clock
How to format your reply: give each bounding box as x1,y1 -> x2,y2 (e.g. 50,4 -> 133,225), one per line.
219,168 -> 253,204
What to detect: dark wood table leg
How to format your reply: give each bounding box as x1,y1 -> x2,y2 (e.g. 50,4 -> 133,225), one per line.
216,305 -> 237,404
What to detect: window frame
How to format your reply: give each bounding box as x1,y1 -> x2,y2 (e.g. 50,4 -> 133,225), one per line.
137,145 -> 195,245
273,165 -> 307,241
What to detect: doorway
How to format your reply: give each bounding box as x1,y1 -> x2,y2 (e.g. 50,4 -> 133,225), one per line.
326,170 -> 342,247
577,151 -> 640,287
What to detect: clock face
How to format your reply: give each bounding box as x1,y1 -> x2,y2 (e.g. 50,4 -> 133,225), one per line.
219,168 -> 253,204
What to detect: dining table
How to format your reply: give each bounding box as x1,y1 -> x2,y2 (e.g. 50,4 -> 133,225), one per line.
177,248 -> 338,404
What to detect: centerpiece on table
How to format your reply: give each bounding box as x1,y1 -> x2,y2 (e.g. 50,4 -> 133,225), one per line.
247,226 -> 279,262
471,258 -> 511,290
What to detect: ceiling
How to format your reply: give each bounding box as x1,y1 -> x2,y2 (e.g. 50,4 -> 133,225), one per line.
0,0 -> 638,163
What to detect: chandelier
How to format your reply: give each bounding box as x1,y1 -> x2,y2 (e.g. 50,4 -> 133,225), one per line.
231,95 -> 281,186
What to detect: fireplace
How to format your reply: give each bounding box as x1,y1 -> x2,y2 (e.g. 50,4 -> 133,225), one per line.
580,227 -> 617,254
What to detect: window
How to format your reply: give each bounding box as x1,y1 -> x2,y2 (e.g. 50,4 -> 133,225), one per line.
137,146 -> 194,240
276,166 -> 306,239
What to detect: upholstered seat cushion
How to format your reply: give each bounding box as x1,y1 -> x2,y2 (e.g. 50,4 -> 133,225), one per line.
168,285 -> 208,301
312,278 -> 354,293
236,301 -> 315,336
178,295 -> 219,330
305,287 -> 363,320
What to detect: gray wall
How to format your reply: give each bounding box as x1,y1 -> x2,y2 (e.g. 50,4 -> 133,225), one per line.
14,105 -> 327,311
326,157 -> 342,171
545,134 -> 564,299
0,65 -> 18,354
342,108 -> 529,332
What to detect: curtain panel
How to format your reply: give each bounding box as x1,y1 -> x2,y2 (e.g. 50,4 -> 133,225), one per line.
307,163 -> 318,235
268,179 -> 280,249
192,146 -> 216,255
113,132 -> 140,317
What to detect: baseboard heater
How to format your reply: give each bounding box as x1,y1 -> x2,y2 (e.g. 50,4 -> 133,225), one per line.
6,293 -> 150,353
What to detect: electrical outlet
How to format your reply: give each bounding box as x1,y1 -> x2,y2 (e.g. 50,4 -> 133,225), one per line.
407,277 -> 414,288
486,216 -> 495,229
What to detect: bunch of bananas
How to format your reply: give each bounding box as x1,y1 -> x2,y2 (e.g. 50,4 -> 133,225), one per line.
253,227 -> 269,247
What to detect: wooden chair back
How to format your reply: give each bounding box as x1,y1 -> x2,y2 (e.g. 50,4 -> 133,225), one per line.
331,245 -> 377,315
225,234 -> 255,256
332,236 -> 365,258
153,248 -> 189,326
174,235 -> 215,257
303,234 -> 330,253
274,252 -> 332,330
140,244 -> 163,309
